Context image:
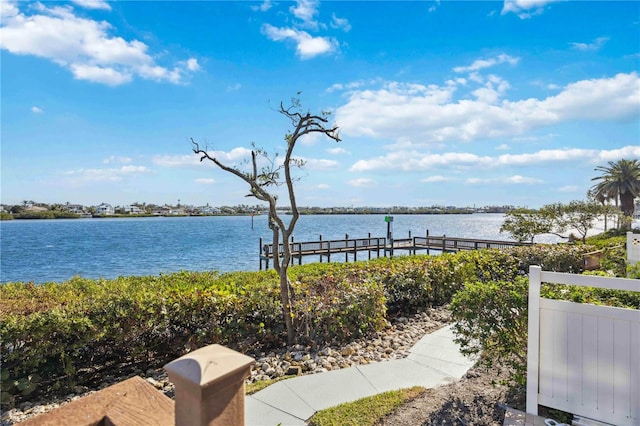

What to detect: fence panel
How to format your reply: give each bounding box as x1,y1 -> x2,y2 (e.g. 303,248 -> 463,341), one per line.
527,266 -> 639,426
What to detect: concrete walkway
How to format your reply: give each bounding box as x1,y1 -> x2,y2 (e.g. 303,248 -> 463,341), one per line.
245,324 -> 475,425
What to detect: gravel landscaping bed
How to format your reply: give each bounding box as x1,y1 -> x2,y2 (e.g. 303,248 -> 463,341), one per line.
2,306 -> 452,425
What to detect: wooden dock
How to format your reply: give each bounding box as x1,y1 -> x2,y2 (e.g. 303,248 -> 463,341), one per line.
259,232 -> 529,270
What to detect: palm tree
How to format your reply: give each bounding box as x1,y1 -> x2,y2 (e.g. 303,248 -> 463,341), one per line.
591,159 -> 640,228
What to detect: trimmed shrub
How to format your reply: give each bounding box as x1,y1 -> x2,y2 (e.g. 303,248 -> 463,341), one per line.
0,242 -> 608,406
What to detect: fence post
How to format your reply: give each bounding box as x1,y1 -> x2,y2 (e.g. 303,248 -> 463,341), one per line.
426,229 -> 429,255
526,266 -> 541,416
345,234 -> 349,262
290,236 -> 294,266
628,232 -> 640,276
165,344 -> 255,426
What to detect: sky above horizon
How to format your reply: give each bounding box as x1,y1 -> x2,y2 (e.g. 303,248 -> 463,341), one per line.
1,0 -> 639,209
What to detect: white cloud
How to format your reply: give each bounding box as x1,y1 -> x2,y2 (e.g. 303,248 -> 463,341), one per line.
327,147 -> 348,155
466,175 -> 543,185
227,83 -> 242,92
153,148 -> 253,168
303,158 -> 339,170
326,79 -> 375,93
290,0 -> 319,29
501,0 -> 558,19
570,37 -> 610,52
195,178 -> 215,185
505,175 -> 543,184
183,58 -> 200,71
262,24 -> 337,59
70,0 -> 111,11
496,144 -> 511,150
349,145 -> 640,173
0,3 -> 199,86
330,14 -> 351,32
348,178 -> 374,187
103,156 -> 132,165
261,1 -> 345,59
31,106 -> 43,113
453,54 -> 520,73
596,145 -> 640,161
335,72 -> 640,143
317,183 -> 329,189
63,165 -> 149,183
251,0 -> 272,12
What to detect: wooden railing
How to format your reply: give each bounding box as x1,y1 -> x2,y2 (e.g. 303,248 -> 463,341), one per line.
259,233 -> 528,269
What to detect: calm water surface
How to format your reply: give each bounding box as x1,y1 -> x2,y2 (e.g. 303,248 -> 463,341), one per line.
1,214 -> 562,283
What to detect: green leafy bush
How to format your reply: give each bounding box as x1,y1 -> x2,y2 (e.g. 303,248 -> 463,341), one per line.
0,242 -> 614,407
449,245 -> 639,385
450,277 -> 530,383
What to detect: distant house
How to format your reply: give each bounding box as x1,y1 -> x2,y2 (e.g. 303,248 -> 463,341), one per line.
197,205 -> 220,215
151,206 -> 172,216
123,205 -> 144,214
66,204 -> 86,214
96,203 -> 114,215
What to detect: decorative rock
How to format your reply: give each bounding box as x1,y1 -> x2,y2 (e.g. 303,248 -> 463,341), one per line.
340,347 -> 355,356
1,306 -> 451,426
286,366 -> 302,376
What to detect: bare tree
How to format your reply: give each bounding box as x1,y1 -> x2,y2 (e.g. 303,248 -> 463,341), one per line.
192,98 -> 340,345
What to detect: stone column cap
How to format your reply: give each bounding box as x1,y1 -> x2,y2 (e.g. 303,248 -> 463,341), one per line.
164,344 -> 255,388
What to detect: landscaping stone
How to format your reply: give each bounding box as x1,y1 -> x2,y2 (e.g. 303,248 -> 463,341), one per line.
0,306 -> 450,426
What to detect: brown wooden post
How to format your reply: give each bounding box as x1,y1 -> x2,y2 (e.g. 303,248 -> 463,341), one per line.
319,235 -> 323,263
290,236 -> 295,266
426,229 -> 430,255
259,237 -> 263,271
442,234 -> 446,253
352,235 -> 357,261
409,230 -> 414,255
345,234 -> 349,262
165,344 -> 255,426
368,232 -> 372,260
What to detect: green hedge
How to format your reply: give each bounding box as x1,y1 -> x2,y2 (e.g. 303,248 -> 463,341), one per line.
0,244 -> 596,407
450,245 -> 639,384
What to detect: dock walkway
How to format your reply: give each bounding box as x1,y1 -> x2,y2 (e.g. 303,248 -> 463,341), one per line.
259,233 -> 528,270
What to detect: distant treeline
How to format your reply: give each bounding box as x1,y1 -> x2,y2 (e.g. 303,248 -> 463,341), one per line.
1,207 -> 505,221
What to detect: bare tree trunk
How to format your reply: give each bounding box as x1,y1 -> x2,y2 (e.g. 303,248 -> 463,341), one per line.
191,98 -> 340,346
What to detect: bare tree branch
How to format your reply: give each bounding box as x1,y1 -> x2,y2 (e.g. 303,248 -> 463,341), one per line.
190,97 -> 340,345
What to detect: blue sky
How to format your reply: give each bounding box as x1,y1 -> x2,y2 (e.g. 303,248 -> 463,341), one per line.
1,0 -> 639,209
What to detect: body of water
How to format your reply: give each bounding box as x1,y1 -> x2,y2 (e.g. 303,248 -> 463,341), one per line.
0,213 -> 575,283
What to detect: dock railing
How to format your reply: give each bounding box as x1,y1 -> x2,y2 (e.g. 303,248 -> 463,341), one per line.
259,232 -> 529,270
260,235 -> 385,269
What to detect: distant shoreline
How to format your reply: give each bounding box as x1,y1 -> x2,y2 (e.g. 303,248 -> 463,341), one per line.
1,210 -> 486,221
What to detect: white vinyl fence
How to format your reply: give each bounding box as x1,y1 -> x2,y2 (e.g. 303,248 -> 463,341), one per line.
526,266 -> 639,425
628,232 -> 640,266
